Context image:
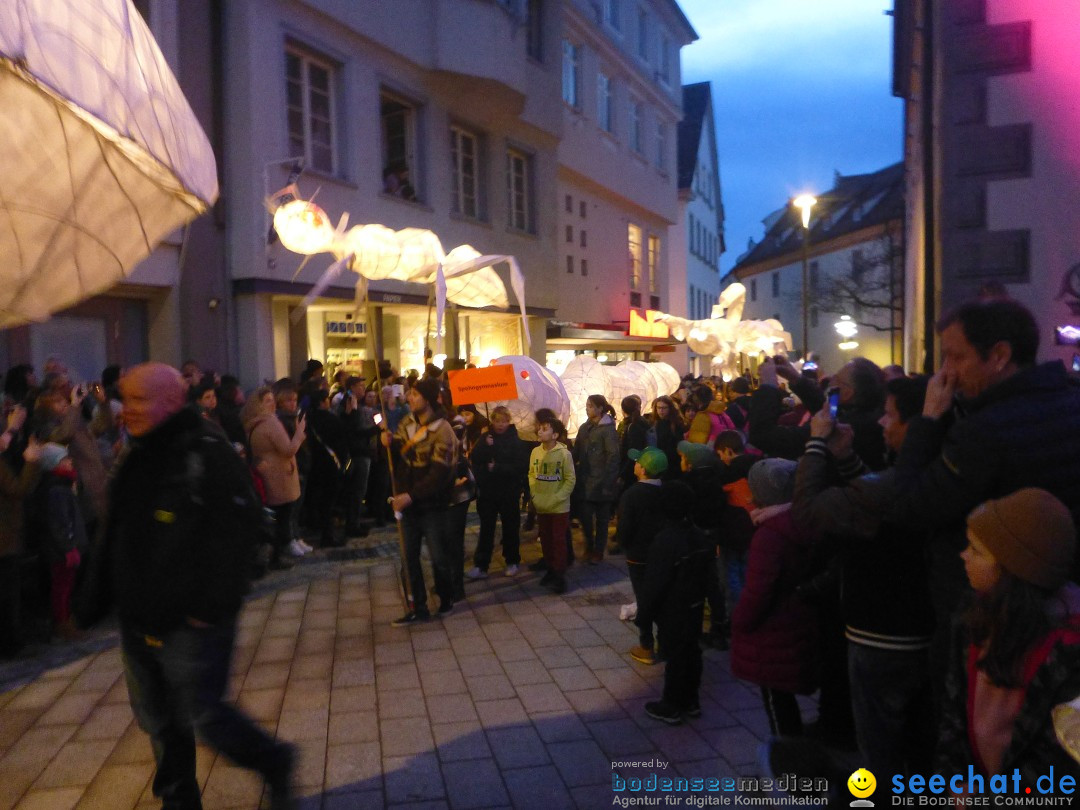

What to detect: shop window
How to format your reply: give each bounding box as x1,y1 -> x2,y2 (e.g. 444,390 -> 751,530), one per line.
566,255 -> 574,274
506,147 -> 534,233
628,223 -> 642,288
286,44 -> 336,174
562,39 -> 580,107
380,91 -> 421,201
450,125 -> 482,219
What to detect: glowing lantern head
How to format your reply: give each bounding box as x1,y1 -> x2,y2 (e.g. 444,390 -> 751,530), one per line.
273,199 -> 334,255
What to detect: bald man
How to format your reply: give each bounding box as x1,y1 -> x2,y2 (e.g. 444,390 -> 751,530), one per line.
103,363 -> 295,809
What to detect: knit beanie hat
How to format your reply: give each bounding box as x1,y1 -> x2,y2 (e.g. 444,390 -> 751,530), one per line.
628,446 -> 668,478
413,377 -> 441,409
677,441 -> 715,471
747,458 -> 797,507
966,488 -> 1076,591
40,442 -> 70,472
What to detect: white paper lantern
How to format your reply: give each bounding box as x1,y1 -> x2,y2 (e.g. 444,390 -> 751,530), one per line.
558,355 -> 612,439
616,361 -> 658,410
481,355 -> 571,441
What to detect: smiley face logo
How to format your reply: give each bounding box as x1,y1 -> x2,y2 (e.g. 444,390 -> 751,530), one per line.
848,768 -> 877,799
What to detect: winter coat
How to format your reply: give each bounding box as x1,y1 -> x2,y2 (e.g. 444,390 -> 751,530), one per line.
46,405 -> 109,522
471,424 -> 527,497
731,507 -> 822,694
936,586 -> 1080,782
650,418 -> 685,478
247,412 -> 303,506
306,407 -> 350,476
33,471 -> 89,564
573,415 -> 619,502
615,480 -> 664,563
618,418 -> 650,486
391,409 -> 456,509
0,455 -> 42,557
635,518 -> 713,631
528,443 -> 576,514
104,408 -> 263,634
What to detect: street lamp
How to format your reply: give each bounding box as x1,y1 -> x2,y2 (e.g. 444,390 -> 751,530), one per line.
835,315 -> 859,352
792,193 -> 817,362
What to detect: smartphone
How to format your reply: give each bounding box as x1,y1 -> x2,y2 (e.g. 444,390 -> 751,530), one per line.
827,387 -> 840,419
373,412 -> 383,425
1072,353 -> 1080,373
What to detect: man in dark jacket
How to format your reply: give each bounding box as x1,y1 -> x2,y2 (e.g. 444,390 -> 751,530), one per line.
106,363 -> 295,810
305,388 -> 350,547
881,299 -> 1080,688
338,376 -> 377,538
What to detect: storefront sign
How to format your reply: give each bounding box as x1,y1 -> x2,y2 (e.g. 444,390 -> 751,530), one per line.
628,308 -> 669,338
447,364 -> 519,405
326,321 -> 366,335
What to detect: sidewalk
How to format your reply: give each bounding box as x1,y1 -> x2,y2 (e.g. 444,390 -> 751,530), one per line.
0,522 -> 805,810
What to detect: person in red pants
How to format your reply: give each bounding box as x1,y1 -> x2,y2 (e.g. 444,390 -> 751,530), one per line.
528,417 -> 575,594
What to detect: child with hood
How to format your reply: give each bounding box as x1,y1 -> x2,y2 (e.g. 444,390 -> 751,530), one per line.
35,442 -> 87,637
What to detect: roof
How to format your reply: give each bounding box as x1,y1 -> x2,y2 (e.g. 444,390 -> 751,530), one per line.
732,161 -> 905,273
677,82 -> 710,190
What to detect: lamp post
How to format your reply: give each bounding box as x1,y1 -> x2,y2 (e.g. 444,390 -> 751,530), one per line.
792,194 -> 816,362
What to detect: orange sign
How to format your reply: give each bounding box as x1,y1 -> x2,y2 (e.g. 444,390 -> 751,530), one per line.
629,308 -> 670,338
447,364 -> 519,406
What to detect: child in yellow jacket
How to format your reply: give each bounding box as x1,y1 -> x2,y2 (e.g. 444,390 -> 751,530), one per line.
528,417 -> 576,594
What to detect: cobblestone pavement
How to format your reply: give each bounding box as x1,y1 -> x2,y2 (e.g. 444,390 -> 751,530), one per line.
0,520 -> 821,809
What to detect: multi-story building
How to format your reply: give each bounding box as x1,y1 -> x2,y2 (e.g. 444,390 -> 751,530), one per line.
669,81 -> 723,375
2,0 -> 699,385
546,0 -> 697,372
730,162 -> 904,374
892,0 -> 1080,371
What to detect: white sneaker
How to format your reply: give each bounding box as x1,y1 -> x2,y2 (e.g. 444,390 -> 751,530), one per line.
287,539 -> 308,557
504,565 -> 519,577
465,566 -> 488,580
297,539 -> 314,553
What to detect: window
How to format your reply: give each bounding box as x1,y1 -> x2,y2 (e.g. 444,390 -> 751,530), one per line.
526,0 -> 544,61
628,224 -> 642,288
647,234 -> 659,293
630,291 -> 642,307
605,0 -> 620,30
689,285 -> 696,318
580,200 -> 587,218
581,259 -> 588,277
580,229 -> 587,248
597,72 -> 613,133
688,213 -> 695,255
562,40 -> 580,107
750,279 -> 757,302
810,307 -> 819,329
506,148 -> 532,232
637,8 -> 648,60
655,121 -> 665,170
630,100 -> 643,154
650,294 -> 660,309
380,92 -> 420,201
565,194 -> 573,213
658,32 -> 671,84
566,255 -> 574,274
772,272 -> 780,297
809,261 -> 820,289
450,125 -> 480,219
286,46 -> 336,174
565,225 -> 573,243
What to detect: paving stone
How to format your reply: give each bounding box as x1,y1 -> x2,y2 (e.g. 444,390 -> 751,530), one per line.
322,789 -> 384,809
200,760 -> 264,808
431,721 -> 491,762
564,688 -> 627,722
485,725 -> 549,769
325,741 -> 382,791
593,667 -> 652,701
374,641 -> 416,666
534,646 -> 582,669
74,703 -> 133,741
441,758 -> 509,809
558,627 -> 605,648
6,680 -> 69,711
586,718 -> 655,758
381,688 -> 428,720
502,764 -> 572,809
0,725 -> 77,771
456,655 -> 503,678
330,684 -> 376,713
547,739 -> 611,787
492,640 -> 537,664
380,717 -> 434,757
474,698 -> 528,729
33,739 -> 115,788
374,663 -> 420,691
449,634 -> 492,658
500,661 -> 552,687
411,629 -> 451,651
464,673 -> 515,703
74,762 -> 153,810
0,709 -> 41,749
333,659 -> 376,689
12,787 -> 83,810
277,707 -> 330,742
547,666 -> 601,693
515,683 -> 572,714
425,694 -> 478,725
292,738 -> 327,789
698,725 -> 760,766
529,711 -> 591,744
414,649 -> 459,674
384,752 -> 445,804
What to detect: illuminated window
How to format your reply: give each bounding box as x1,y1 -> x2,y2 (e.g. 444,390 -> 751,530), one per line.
597,72 -> 613,133
628,224 -> 643,288
562,40 -> 580,107
647,234 -> 659,293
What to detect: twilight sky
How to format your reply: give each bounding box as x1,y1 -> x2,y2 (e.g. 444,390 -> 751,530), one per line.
677,0 -> 904,274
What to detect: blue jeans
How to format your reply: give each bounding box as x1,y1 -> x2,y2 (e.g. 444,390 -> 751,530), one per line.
121,619 -> 286,810
848,643 -> 934,777
401,506 -> 454,613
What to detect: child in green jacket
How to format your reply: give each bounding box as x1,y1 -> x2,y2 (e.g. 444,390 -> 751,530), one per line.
528,417 -> 576,594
